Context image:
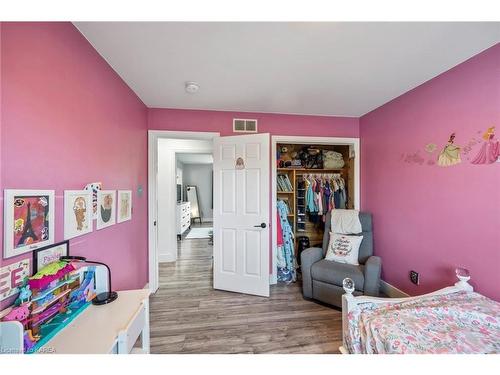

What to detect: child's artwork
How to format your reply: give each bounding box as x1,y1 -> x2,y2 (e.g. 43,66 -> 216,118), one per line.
64,190 -> 93,240
96,190 -> 116,230
470,126 -> 500,164
3,190 -> 55,259
32,241 -> 69,273
83,182 -> 102,220
0,258 -> 30,301
117,190 -> 132,223
437,133 -> 462,167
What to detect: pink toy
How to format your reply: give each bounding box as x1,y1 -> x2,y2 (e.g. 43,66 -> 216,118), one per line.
2,304 -> 30,322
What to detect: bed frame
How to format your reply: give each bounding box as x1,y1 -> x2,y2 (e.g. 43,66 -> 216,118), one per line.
339,273 -> 474,354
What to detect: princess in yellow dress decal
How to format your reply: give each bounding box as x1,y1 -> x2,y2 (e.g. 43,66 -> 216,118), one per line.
437,133 -> 461,167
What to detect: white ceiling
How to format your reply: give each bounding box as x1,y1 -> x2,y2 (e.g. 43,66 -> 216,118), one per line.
75,22 -> 499,117
177,153 -> 213,165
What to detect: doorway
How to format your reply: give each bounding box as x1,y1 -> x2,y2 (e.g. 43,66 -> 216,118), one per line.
148,131 -> 271,297
148,130 -> 219,293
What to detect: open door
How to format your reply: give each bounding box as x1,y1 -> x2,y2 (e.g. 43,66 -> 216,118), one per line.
213,133 -> 270,297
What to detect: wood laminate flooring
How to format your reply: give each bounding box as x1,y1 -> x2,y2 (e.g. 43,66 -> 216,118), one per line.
149,223 -> 342,354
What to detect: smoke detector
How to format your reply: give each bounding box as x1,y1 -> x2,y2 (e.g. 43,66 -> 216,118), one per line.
185,81 -> 199,94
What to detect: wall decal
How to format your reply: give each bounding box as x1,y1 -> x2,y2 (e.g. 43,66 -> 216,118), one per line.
3,190 -> 55,259
437,133 -> 462,167
470,126 -> 499,164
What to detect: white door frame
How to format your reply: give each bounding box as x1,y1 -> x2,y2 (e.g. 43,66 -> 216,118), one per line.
270,135 -> 360,285
148,130 -> 220,294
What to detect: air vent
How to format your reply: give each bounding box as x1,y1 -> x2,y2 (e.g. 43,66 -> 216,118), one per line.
233,118 -> 258,133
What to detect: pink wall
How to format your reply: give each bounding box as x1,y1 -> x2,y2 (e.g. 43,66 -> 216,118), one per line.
148,108 -> 359,137
0,22 -> 149,308
360,44 -> 500,300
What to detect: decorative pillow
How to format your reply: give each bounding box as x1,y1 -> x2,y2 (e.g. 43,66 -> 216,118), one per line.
325,233 -> 363,265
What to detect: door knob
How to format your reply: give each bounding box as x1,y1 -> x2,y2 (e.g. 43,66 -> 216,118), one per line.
254,223 -> 267,228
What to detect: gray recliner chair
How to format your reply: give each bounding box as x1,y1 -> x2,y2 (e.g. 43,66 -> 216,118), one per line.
301,211 -> 381,308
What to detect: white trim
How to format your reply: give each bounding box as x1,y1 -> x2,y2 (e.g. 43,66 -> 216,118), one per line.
148,130 -> 219,295
380,280 -> 410,298
270,135 -> 360,285
143,283 -> 149,290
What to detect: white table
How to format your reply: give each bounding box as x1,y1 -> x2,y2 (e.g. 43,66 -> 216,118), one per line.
38,289 -> 150,354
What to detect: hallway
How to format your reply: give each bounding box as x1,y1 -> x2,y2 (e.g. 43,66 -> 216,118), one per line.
149,224 -> 343,354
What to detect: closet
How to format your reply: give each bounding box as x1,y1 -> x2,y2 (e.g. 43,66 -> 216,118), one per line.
275,142 -> 356,283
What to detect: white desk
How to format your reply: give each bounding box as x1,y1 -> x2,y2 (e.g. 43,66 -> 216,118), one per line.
39,289 -> 150,354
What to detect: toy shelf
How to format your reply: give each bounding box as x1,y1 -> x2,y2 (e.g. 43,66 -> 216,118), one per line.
31,288 -> 72,315
31,275 -> 79,303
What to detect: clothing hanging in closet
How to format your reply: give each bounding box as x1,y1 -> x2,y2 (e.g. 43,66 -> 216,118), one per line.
276,200 -> 296,283
303,173 -> 347,220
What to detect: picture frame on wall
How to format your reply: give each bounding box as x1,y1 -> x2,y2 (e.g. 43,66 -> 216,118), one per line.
117,190 -> 132,223
3,189 -> 55,259
64,190 -> 93,240
33,240 -> 69,273
96,190 -> 116,230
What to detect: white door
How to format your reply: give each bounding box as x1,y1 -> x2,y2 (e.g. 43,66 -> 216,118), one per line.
213,133 -> 270,297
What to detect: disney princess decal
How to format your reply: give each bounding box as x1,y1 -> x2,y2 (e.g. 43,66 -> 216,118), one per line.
437,133 -> 461,167
470,126 -> 499,164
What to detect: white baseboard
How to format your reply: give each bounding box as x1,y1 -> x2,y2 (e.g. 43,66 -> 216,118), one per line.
380,280 -> 409,298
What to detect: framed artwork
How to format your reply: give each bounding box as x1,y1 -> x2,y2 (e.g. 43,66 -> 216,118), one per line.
96,190 -> 116,230
3,189 -> 55,259
64,190 -> 93,240
0,258 -> 30,301
117,190 -> 132,223
32,240 -> 69,273
84,182 -> 102,220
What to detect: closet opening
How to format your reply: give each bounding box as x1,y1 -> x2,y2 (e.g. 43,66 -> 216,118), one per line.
271,136 -> 360,285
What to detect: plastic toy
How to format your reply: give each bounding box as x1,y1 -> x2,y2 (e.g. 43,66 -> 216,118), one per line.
0,259 -> 97,353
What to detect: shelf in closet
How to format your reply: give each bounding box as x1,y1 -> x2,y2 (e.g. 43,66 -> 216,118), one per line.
277,191 -> 294,194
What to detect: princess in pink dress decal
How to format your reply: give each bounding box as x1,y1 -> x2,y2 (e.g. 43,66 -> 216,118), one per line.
471,126 -> 499,164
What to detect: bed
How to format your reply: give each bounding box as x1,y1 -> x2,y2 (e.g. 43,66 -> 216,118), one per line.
339,270 -> 500,354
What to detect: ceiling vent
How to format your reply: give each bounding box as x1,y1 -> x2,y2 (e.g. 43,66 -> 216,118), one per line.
233,118 -> 258,133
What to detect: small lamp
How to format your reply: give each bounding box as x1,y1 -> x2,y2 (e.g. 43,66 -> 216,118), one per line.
60,255 -> 118,305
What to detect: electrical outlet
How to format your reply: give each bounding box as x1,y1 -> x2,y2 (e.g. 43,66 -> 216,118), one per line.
409,270 -> 419,285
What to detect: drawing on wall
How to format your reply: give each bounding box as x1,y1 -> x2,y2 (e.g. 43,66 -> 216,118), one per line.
84,182 -> 102,220
3,190 -> 55,259
470,126 -> 500,164
0,258 -> 30,301
64,190 -> 93,239
96,190 -> 116,230
117,190 -> 132,223
437,133 -> 462,167
32,241 -> 69,273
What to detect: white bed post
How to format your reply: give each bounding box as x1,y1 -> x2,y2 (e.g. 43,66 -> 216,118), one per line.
340,278 -> 356,354
454,268 -> 473,292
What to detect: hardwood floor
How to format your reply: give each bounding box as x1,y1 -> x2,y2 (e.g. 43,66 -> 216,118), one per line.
149,223 -> 342,354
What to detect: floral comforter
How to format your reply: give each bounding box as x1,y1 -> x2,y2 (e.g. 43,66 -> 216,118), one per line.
346,291 -> 500,354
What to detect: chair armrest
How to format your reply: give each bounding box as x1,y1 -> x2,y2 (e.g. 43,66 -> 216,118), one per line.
301,247 -> 324,298
363,256 -> 382,296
